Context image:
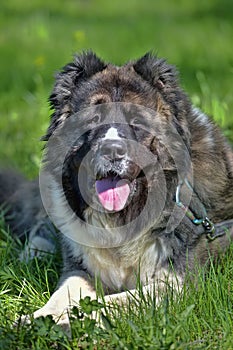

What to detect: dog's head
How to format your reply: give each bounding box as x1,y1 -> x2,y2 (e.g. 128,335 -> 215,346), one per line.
41,52 -> 192,245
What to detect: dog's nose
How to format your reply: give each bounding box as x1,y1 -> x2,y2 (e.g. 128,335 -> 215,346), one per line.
100,140 -> 127,160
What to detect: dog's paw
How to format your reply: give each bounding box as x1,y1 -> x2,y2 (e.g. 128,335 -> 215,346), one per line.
16,312 -> 71,338
15,305 -> 71,331
14,300 -> 104,336
15,311 -> 72,339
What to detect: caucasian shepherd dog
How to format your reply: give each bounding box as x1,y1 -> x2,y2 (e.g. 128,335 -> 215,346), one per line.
1,51 -> 233,326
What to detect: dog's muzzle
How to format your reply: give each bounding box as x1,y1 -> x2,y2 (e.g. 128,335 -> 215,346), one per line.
94,139 -> 139,212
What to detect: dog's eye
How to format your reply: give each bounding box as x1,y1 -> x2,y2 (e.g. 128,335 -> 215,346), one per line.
93,98 -> 105,105
131,117 -> 142,126
90,114 -> 101,124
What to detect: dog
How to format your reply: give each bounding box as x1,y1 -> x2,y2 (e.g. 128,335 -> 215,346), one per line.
1,51 -> 233,327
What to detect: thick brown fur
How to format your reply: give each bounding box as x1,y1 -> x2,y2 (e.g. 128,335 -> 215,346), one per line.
1,51 -> 233,327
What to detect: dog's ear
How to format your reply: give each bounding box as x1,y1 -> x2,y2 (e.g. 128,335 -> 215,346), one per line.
42,51 -> 106,140
134,53 -> 191,151
133,52 -> 178,90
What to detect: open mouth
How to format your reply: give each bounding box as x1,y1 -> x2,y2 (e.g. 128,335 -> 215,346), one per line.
95,172 -> 137,212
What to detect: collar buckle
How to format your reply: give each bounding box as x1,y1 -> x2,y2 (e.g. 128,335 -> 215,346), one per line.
202,217 -> 216,240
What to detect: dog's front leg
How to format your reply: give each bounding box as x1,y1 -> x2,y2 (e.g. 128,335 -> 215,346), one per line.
104,272 -> 184,306
20,270 -> 96,330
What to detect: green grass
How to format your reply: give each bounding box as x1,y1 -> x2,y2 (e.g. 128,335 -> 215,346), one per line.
1,222 -> 233,349
0,0 -> 233,348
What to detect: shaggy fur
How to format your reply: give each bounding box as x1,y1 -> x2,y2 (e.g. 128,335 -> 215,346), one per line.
1,51 -> 233,327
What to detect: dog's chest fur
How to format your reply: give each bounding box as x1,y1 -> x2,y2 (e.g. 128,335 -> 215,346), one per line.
76,234 -> 171,291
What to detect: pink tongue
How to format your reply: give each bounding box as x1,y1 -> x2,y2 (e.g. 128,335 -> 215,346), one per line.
95,177 -> 130,212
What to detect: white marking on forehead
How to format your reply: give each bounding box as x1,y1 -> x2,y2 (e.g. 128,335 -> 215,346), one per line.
103,127 -> 121,140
